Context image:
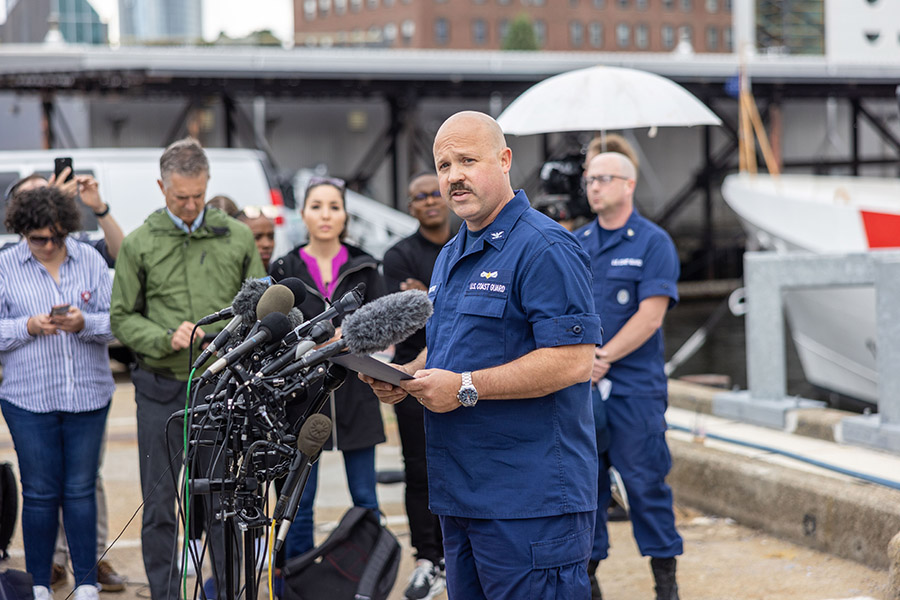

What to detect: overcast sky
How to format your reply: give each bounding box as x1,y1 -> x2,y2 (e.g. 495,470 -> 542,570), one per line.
1,0 -> 295,44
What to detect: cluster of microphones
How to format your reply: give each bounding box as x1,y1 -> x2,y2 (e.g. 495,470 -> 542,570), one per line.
180,277 -> 432,554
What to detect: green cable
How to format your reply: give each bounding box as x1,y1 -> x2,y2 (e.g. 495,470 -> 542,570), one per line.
183,367 -> 196,599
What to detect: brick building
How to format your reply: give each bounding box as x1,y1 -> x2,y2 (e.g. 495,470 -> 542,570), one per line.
293,0 -> 734,53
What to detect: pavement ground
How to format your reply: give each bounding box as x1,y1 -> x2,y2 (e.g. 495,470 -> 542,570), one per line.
0,375 -> 890,600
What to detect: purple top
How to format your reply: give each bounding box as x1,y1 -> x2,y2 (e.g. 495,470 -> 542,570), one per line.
300,245 -> 349,299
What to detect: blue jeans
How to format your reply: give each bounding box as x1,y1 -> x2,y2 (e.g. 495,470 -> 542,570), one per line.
284,446 -> 379,559
0,399 -> 109,588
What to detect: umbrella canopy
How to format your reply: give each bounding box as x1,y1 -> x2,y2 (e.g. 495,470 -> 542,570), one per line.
497,65 -> 721,136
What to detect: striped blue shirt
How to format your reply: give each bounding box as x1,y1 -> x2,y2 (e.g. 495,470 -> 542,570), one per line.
0,238 -> 115,413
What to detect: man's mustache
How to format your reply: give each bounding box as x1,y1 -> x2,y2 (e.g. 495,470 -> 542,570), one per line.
449,183 -> 472,194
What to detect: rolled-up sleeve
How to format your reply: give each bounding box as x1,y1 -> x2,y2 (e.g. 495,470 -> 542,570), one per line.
522,240 -> 602,349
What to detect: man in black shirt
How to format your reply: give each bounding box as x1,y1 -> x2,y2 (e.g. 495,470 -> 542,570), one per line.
382,172 -> 451,600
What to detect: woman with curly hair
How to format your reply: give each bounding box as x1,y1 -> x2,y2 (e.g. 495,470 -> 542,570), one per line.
0,186 -> 115,600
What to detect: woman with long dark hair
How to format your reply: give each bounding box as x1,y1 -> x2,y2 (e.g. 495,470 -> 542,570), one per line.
269,177 -> 387,560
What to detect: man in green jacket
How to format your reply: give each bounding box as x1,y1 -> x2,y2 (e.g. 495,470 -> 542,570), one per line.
110,138 -> 265,600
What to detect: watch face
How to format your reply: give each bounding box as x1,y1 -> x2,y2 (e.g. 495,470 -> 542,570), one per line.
458,387 -> 478,407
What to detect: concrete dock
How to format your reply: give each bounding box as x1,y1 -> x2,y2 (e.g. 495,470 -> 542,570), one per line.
0,375 -> 894,599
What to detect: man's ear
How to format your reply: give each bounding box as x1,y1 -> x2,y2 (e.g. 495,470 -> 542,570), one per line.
157,179 -> 166,196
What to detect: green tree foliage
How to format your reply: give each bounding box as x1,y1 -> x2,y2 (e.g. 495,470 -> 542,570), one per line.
502,14 -> 539,51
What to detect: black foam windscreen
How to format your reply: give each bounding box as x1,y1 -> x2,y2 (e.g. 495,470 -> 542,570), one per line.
279,277 -> 308,308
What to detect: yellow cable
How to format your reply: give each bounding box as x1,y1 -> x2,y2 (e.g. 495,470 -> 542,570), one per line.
268,521 -> 277,598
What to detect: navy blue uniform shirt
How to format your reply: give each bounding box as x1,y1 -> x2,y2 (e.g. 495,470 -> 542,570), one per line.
424,190 -> 601,519
575,209 -> 679,398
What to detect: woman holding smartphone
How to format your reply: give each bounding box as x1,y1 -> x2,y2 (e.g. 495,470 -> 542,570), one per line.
0,186 -> 115,600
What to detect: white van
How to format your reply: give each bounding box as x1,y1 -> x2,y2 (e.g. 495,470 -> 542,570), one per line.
0,148 -> 296,259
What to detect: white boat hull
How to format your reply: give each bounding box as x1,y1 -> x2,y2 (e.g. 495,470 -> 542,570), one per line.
722,173 -> 900,404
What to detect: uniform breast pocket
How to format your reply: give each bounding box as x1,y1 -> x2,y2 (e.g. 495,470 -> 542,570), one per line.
454,288 -> 509,366
604,267 -> 641,315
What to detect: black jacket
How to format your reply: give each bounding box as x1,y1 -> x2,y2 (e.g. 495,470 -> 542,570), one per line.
269,243 -> 387,451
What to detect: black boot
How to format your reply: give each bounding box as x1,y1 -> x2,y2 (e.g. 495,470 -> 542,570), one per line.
587,559 -> 603,600
650,557 -> 680,600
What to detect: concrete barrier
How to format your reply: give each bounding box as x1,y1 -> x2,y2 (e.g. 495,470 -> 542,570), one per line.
668,437 -> 900,570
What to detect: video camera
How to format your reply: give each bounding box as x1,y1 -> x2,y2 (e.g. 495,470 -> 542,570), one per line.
533,154 -> 592,222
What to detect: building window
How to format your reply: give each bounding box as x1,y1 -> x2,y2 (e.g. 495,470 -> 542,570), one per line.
499,0 -> 511,4
533,19 -> 546,46
498,19 -> 510,41
474,0 -> 486,3
351,0 -> 362,11
570,0 -> 579,6
661,24 -> 674,48
533,0 -> 546,5
705,0 -> 717,12
681,0 -> 691,10
384,22 -> 398,43
367,0 -> 378,8
635,23 -> 648,48
472,19 -> 488,45
319,0 -> 330,16
617,0 -> 629,8
636,0 -> 648,9
384,0 -> 395,5
335,0 -> 347,14
723,26 -> 732,51
435,18 -> 450,45
662,0 -> 673,8
401,19 -> 415,42
304,0 -> 316,20
616,23 -> 629,47
570,21 -> 584,47
593,0 -> 605,6
724,0 -> 731,10
589,22 -> 603,48
706,25 -> 718,50
679,24 -> 692,44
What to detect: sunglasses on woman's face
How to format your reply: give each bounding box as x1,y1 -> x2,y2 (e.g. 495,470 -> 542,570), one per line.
26,234 -> 64,247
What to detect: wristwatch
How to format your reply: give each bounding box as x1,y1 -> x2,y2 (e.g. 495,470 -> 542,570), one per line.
457,371 -> 479,407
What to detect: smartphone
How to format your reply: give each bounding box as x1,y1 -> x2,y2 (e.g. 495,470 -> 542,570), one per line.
50,304 -> 71,316
54,157 -> 74,182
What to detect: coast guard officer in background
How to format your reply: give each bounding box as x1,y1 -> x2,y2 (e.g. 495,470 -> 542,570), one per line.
576,151 -> 683,600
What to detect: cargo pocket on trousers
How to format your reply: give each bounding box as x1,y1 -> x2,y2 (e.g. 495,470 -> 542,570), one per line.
529,525 -> 593,599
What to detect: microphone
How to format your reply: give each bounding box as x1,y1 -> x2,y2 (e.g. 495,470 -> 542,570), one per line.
258,320 -> 336,378
341,290 -> 433,355
278,277 -> 308,309
200,312 -> 292,381
274,407 -> 338,553
283,283 -> 366,346
273,413 -> 332,522
191,279 -> 273,369
196,278 -> 270,326
255,284 -> 295,320
270,291 -> 431,379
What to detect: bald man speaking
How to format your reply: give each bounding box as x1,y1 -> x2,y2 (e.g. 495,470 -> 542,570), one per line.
361,111 -> 601,599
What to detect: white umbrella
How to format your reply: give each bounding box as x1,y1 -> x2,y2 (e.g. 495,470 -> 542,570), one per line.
497,65 -> 721,136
